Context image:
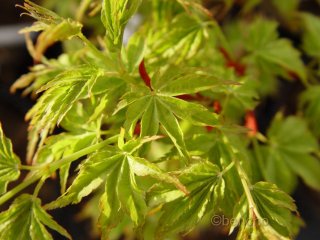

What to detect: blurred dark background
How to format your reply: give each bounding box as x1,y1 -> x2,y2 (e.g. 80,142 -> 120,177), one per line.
0,0 -> 319,239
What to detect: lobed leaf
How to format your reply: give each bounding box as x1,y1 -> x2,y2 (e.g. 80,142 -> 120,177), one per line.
261,115 -> 320,192
230,182 -> 299,240
25,65 -> 109,162
0,194 -> 71,240
46,137 -> 186,234
148,162 -> 225,236
245,18 -> 306,82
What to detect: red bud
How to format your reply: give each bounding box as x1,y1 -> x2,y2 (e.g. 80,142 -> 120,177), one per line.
245,110 -> 258,137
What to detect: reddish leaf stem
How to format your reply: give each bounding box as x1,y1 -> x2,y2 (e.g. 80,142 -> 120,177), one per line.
219,47 -> 246,76
139,60 -> 153,90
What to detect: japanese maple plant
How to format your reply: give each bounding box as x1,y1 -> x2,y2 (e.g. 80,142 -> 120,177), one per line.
1,0 -> 320,239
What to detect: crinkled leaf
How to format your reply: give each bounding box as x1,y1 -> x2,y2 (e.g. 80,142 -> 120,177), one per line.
19,0 -> 82,61
26,65 -> 105,162
10,63 -> 63,96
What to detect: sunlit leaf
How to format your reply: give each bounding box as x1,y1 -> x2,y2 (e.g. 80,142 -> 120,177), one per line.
101,0 -> 142,50
0,194 -> 71,240
46,137 -> 186,234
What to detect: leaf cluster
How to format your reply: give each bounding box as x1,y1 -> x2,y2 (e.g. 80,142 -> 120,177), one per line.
1,0 -> 320,240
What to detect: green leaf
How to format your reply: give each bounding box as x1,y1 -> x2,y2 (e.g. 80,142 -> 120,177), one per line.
245,18 -> 306,82
140,98 -> 160,137
37,132 -> 97,193
121,94 -> 188,157
11,63 -> 64,96
19,0 -> 61,26
0,194 -> 71,240
267,115 -> 318,152
148,162 -> 224,236
159,96 -> 219,126
119,64 -> 227,159
285,154 -> 320,192
258,145 -> 298,194
46,138 -> 186,234
25,65 -> 106,162
271,0 -> 299,16
99,170 -> 124,238
156,69 -> 229,96
59,100 -> 102,133
242,0 -> 262,13
115,158 -> 147,225
261,115 -> 320,192
300,86 -> 320,136
302,13 -> 320,58
257,40 -> 306,81
101,0 -> 142,50
230,182 -> 298,240
46,150 -> 120,209
124,96 -> 152,137
125,34 -> 146,73
0,123 -> 20,195
149,13 -> 207,63
156,97 -> 188,158
244,19 -> 278,51
175,0 -> 210,16
222,77 -> 259,119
